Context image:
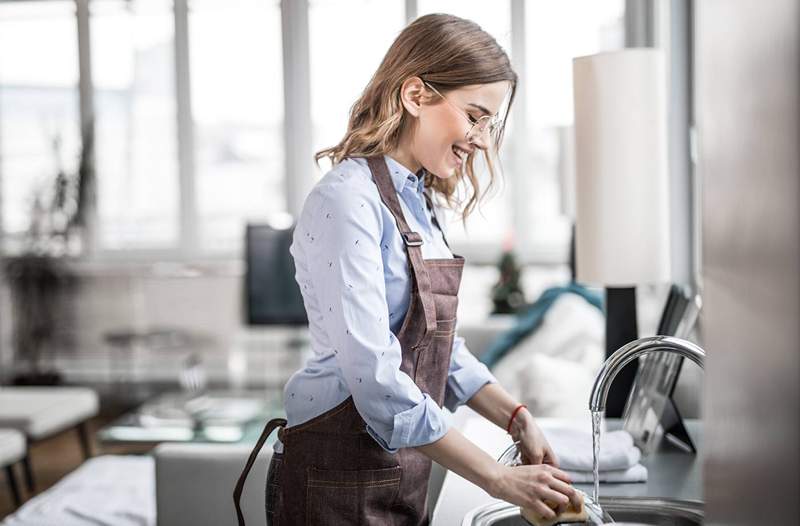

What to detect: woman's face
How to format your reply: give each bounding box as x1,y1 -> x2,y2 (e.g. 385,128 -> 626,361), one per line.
411,80 -> 511,179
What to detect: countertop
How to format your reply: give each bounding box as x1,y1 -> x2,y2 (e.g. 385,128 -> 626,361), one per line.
431,408 -> 702,526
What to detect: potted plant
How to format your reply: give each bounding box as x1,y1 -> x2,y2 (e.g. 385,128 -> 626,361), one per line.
2,122 -> 94,385
491,231 -> 526,315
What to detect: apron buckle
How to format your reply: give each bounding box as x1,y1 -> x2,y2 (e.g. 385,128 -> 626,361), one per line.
401,231 -> 424,247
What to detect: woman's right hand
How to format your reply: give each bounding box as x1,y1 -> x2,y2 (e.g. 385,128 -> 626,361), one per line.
487,464 -> 582,520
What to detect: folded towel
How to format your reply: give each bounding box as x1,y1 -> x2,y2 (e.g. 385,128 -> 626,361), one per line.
542,427 -> 641,472
564,463 -> 648,483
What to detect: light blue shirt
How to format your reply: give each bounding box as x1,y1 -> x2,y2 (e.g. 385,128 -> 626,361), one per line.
274,155 -> 497,454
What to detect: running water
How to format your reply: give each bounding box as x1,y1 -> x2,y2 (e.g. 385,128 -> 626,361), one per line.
591,410 -> 602,504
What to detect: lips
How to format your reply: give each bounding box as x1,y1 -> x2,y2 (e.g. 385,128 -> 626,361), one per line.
452,145 -> 470,160
449,150 -> 463,168
449,145 -> 470,168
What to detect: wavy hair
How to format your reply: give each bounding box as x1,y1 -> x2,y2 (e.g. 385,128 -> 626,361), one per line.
314,13 -> 517,223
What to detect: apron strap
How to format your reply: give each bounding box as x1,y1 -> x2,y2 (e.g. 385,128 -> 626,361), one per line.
423,190 -> 453,251
366,156 -> 437,344
233,417 -> 287,526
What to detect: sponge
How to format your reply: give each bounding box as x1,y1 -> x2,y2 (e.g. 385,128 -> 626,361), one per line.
520,493 -> 588,526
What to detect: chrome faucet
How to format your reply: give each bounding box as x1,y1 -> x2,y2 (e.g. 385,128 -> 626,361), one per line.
589,336 -> 706,412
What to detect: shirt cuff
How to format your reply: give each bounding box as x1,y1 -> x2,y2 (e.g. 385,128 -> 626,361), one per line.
365,393 -> 450,453
444,360 -> 498,412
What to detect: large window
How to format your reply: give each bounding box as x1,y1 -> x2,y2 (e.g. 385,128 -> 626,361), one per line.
418,0 -> 511,51
190,0 -> 285,252
521,1 -> 625,255
0,1 -> 80,247
91,0 -> 179,249
309,0 -> 405,172
0,0 -> 628,263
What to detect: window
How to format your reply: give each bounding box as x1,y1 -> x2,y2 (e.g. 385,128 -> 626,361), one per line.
416,0 -> 513,250
308,0 -> 405,172
417,0 -> 511,51
91,0 -> 179,249
0,0 -> 629,264
521,1 -> 625,254
190,0 -> 285,252
0,1 -> 80,248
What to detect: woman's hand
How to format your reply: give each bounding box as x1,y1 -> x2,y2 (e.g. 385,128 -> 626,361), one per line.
487,463 -> 581,519
510,407 -> 559,467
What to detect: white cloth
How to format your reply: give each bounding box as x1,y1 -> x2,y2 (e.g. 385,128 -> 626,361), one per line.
543,427 -> 642,472
565,463 -> 648,483
1,455 -> 154,526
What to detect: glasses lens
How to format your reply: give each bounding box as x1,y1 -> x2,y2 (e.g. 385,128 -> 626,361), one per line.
475,115 -> 492,133
468,116 -> 501,146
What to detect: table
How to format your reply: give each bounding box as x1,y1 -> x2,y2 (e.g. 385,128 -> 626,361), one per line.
97,389 -> 285,445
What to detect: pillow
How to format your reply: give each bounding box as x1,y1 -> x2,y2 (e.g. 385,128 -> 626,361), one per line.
498,353 -> 596,418
480,283 -> 604,368
492,293 -> 605,418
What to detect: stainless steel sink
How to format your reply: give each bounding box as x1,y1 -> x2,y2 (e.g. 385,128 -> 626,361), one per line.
462,497 -> 704,526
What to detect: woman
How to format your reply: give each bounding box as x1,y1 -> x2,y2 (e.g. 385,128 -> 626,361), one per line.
234,13 -> 580,525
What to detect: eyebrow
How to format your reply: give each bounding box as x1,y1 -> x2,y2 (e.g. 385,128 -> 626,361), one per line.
467,102 -> 492,116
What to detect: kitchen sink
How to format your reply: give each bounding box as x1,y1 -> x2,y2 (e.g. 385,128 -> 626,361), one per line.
462,497 -> 704,526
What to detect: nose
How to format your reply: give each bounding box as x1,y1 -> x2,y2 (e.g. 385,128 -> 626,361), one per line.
466,130 -> 490,150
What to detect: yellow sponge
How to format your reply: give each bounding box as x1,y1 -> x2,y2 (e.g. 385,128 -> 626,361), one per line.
520,493 -> 588,526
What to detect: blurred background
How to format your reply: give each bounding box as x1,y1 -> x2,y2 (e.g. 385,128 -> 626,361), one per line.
0,0 -> 634,393
1,1 -> 796,524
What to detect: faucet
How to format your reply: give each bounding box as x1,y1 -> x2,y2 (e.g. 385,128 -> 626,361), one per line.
589,335 -> 706,412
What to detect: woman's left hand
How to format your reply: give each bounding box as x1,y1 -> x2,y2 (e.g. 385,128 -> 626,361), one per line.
509,407 -> 559,467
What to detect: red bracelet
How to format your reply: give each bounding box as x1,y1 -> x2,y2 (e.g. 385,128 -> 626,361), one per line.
506,404 -> 528,434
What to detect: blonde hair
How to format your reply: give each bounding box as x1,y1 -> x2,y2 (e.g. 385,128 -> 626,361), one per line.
315,13 -> 517,223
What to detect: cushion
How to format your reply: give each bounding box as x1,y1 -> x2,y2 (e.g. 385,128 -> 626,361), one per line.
0,387 -> 99,440
479,281 -> 604,368
492,293 -> 605,418
0,429 -> 26,466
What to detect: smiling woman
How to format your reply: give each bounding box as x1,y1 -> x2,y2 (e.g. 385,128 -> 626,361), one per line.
315,14 -> 516,225
405,78 -> 511,179
234,13 -> 583,526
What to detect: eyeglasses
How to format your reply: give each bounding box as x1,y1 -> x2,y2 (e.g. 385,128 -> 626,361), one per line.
423,81 -> 503,148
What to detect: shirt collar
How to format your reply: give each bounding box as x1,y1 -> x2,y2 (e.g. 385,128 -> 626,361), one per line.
383,154 -> 426,195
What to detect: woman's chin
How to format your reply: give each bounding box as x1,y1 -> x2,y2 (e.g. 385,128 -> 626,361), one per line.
432,166 -> 457,179
441,159 -> 462,178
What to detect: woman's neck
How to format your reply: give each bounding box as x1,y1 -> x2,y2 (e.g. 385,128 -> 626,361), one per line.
387,134 -> 422,174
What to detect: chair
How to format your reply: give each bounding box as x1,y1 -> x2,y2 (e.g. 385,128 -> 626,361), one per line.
0,386 -> 99,492
0,428 -> 26,507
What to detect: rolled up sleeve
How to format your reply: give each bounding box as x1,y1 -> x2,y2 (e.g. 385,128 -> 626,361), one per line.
305,180 -> 450,453
443,333 -> 498,412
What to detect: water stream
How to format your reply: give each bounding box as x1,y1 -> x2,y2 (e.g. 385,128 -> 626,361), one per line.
591,410 -> 602,504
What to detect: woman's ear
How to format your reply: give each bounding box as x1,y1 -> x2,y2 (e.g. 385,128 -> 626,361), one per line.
399,77 -> 427,117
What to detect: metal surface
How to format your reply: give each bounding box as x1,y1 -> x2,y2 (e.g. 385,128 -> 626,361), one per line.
695,0 -> 800,524
589,336 -> 705,412
463,497 -> 703,526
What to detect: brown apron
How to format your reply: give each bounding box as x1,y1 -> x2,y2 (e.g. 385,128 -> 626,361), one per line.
234,155 -> 465,525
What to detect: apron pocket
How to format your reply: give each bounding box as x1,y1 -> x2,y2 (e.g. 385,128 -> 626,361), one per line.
306,465 -> 402,525
266,452 -> 284,526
